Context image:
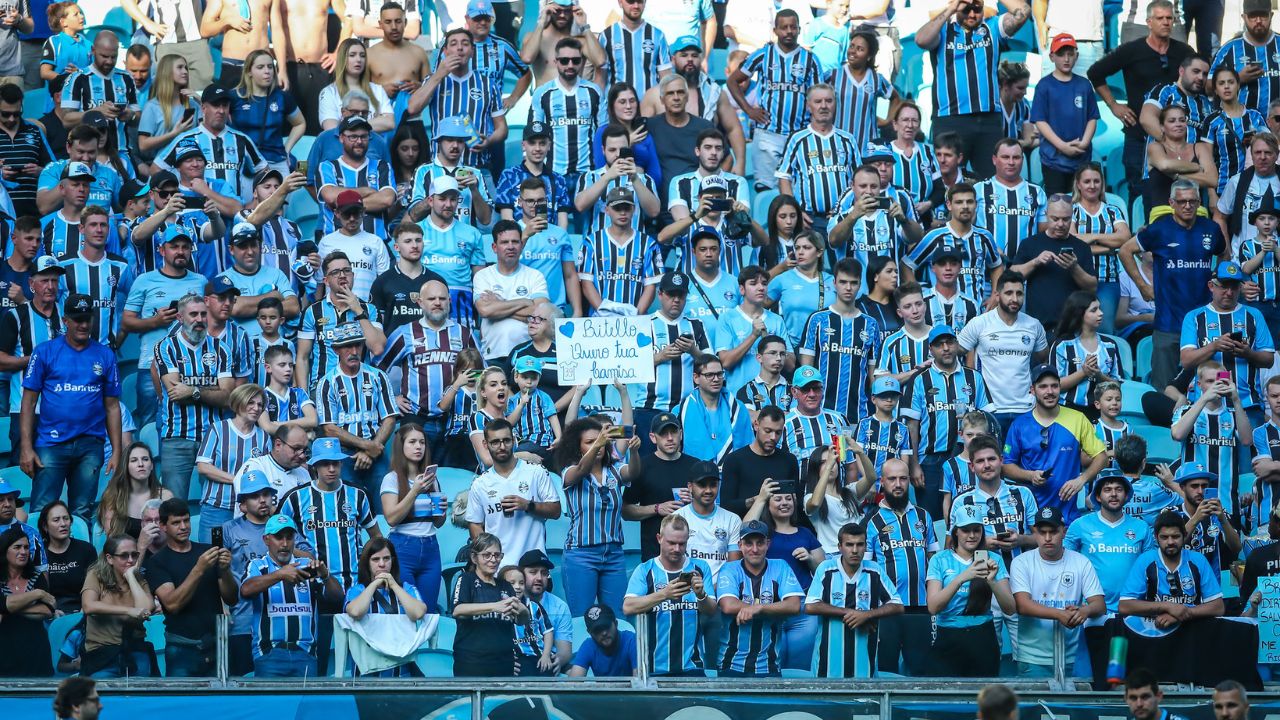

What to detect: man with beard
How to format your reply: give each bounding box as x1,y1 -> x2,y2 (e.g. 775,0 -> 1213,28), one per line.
907,183 -> 1003,307
1009,196 -> 1098,334
1211,0 -> 1280,115
622,412 -> 702,560
317,191 -> 392,304
466,418 -> 562,563
56,206 -> 130,348
668,129 -> 749,228
317,115 -> 397,241
1140,55 -> 1212,138
53,677 -> 102,720
715,520 -> 803,677
121,227 -> 208,426
409,29 -> 509,173
297,251 -> 387,389
519,549 -> 573,672
529,37 -> 607,189
642,36 -> 745,174
495,121 -> 572,227
221,471 -> 278,676
191,276 -> 255,388
1,257 -> 67,465
56,33 -> 138,168
407,116 -> 494,230
599,0 -> 671,94
156,86 -> 268,201
218,223 -> 299,340
568,603 -> 637,677
863,459 -> 937,676
520,0 -> 605,87
368,223 -> 447,335
474,220 -> 547,370
315,323 -> 399,502
18,293 -> 121,522
153,294 -> 235,500
951,434 -> 1039,569
1119,511 -> 1225,622
719,405 -> 797,517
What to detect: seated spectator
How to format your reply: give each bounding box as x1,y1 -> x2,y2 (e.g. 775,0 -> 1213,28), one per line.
925,504 -> 1016,678
381,424 -> 447,614
451,532 -> 530,677
304,92 -> 390,190
80,536 -> 154,678
38,499 -> 96,614
137,499 -> 167,564
1054,292 -> 1124,420
468,367 -> 518,470
567,603 -> 637,678
0,526 -> 54,677
1119,510 -> 1225,623
0,479 -> 43,569
1170,362 -> 1253,530
501,564 -> 554,677
97,442 -> 172,541
519,550 -> 573,672
344,537 -> 428,677
195,384 -> 271,541
806,522 -> 902,678
1168,465 -> 1242,572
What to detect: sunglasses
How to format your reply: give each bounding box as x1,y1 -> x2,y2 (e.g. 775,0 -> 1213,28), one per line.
0,110 -> 20,119
556,56 -> 583,66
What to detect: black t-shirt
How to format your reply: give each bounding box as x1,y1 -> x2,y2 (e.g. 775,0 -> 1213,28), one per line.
623,452 -> 703,559
719,445 -> 799,517
144,542 -> 223,639
1242,540 -> 1280,600
646,114 -> 713,207
452,570 -> 519,670
1085,37 -> 1194,140
44,538 -> 97,613
368,265 -> 448,335
1010,232 -> 1096,332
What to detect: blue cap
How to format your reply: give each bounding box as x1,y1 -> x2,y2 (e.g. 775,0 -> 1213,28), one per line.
238,470 -> 278,499
792,365 -> 822,387
690,224 -> 722,243
0,479 -> 23,506
32,255 -> 65,276
927,324 -> 958,345
550,0 -> 574,5
671,35 -> 702,53
861,143 -> 894,163
513,356 -> 543,375
310,437 -> 349,463
871,376 -> 902,396
1175,463 -> 1218,486
953,503 -> 984,528
1215,261 -> 1250,283
1032,362 -> 1060,383
434,115 -> 471,140
162,224 -> 194,245
60,161 -> 94,181
263,514 -> 297,536
466,0 -> 494,16
740,519 -> 770,540
205,275 -> 242,297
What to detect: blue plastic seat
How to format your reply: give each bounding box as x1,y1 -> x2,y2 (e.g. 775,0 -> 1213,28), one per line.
752,189 -> 779,229
48,611 -> 83,675
1104,192 -> 1130,224
1135,335 -> 1153,383
137,422 -> 160,457
1138,425 -> 1180,463
1119,379 -> 1156,421
416,647 -> 454,677
26,511 -> 91,542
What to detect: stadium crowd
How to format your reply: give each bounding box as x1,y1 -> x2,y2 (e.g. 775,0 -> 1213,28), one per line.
0,0 -> 1278,686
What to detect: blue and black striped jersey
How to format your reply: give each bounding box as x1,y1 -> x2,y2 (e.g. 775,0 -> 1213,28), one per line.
806,558 -> 901,678
974,178 -> 1047,258
625,556 -> 715,675
1144,82 -> 1214,134
890,141 -> 939,206
1180,302 -> 1274,409
153,332 -> 232,442
428,71 -> 505,168
57,250 -> 132,347
1212,34 -> 1280,113
930,16 -> 1007,118
738,43 -> 824,136
831,65 -> 894,150
59,66 -> 138,161
923,291 -> 982,334
315,364 -> 399,441
863,504 -> 939,608
854,415 -> 913,477
599,21 -> 672,95
631,313 -> 711,411
799,309 -> 879,422
1072,201 -> 1128,284
1240,236 -> 1280,302
906,225 -> 1002,302
243,554 -> 320,658
196,419 -> 271,510
1202,108 -> 1268,193
317,157 -> 396,237
902,365 -> 993,456
1172,402 -> 1246,519
715,559 -> 803,675
156,126 -> 267,200
529,79 -> 608,175
278,481 -> 378,589
1053,336 -> 1124,408
577,229 -> 663,309
777,127 -> 861,215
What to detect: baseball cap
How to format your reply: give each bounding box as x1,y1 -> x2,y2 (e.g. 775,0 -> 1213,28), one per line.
1216,261 -> 1250,283
928,324 -> 958,346
550,0 -> 574,6
32,255 -> 65,276
201,86 -> 233,105
792,365 -> 822,387
60,161 -> 94,182
263,514 -> 297,536
0,479 -> 24,507
690,225 -> 722,244
659,270 -> 690,294
466,0 -> 494,17
740,519 -> 770,541
698,175 -> 729,195
174,139 -> 205,163
121,177 -> 149,200
338,114 -> 372,133
871,376 -> 902,396
148,170 -> 180,191
335,189 -> 364,211
230,222 -> 260,245
330,321 -> 366,347
649,412 -> 681,435
671,35 -> 701,53
1175,463 -> 1218,486
431,175 -> 461,196
605,186 -> 635,207
310,437 -> 349,463
933,244 -> 964,264
862,144 -> 894,164
1091,472 -> 1133,502
433,115 -> 470,140
205,276 -> 242,297
690,460 -> 721,484
238,470 -> 278,499
162,224 -> 194,245
1032,506 -> 1064,529
80,110 -> 110,131
517,549 -> 555,569
253,167 -> 284,188
1031,363 -> 1060,383
63,293 -> 93,319
953,503 -> 984,528
1244,0 -> 1271,14
1049,33 -> 1077,54
513,356 -> 543,376
584,604 -> 617,634
523,120 -> 551,141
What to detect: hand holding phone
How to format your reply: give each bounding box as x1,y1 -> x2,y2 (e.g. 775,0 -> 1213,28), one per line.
210,527 -> 224,548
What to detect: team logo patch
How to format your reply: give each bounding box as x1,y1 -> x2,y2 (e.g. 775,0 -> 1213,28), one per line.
1203,234 -> 1213,250
202,352 -> 217,366
1061,572 -> 1075,587
714,528 -> 728,541
518,481 -> 530,493
92,362 -> 104,376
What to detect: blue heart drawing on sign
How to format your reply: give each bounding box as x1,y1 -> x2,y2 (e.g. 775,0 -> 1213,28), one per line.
636,332 -> 652,347
560,322 -> 575,339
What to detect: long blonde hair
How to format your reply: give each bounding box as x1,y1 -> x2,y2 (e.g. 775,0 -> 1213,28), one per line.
97,442 -> 164,539
476,366 -> 508,412
237,49 -> 279,100
333,39 -> 376,112
152,54 -> 189,129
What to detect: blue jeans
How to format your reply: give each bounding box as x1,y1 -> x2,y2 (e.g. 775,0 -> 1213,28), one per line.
779,611 -> 819,670
342,452 -> 390,509
32,436 -> 104,521
160,438 -> 199,502
562,542 -> 627,617
254,647 -> 317,678
164,633 -> 215,677
90,649 -> 153,678
197,504 -> 233,543
134,367 -> 158,428
1017,660 -> 1054,678
390,532 -> 442,613
1097,281 -> 1121,337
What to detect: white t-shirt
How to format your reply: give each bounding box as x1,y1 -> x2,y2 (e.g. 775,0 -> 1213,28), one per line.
318,229 -> 392,301
957,309 -> 1048,414
379,472 -> 441,538
1008,548 -> 1104,666
472,263 -> 549,360
231,455 -> 310,519
803,492 -> 861,554
1217,171 -> 1280,256
465,460 -> 560,562
673,505 -> 742,582
1118,264 -> 1155,320
317,82 -> 394,126
1043,0 -> 1104,41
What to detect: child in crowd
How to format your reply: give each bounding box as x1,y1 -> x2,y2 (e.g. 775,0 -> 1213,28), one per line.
1171,360 -> 1254,529
260,345 -> 317,433
734,334 -> 793,416
440,348 -> 485,469
940,412 -> 993,520
855,376 -> 913,484
501,565 -> 554,677
508,357 -> 561,457
1092,381 -> 1130,472
878,282 -> 932,403
1029,33 -> 1099,194
1239,203 -> 1280,346
250,297 -> 294,388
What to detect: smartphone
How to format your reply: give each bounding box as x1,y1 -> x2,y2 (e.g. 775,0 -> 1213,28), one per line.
456,167 -> 473,179
675,571 -> 695,586
876,196 -> 892,211
296,240 -> 318,257
182,107 -> 196,123
1218,370 -> 1232,381
617,146 -> 635,160
1041,467 -> 1053,481
707,197 -> 733,212
1204,488 -> 1220,501
773,479 -> 798,495
973,549 -> 990,565
678,333 -> 694,344
635,116 -> 647,131
210,526 -> 224,548
997,530 -> 1014,541
167,299 -> 181,312
533,201 -> 548,217
1059,246 -> 1075,255
1142,462 -> 1161,476
619,425 -> 636,439
297,159 -> 309,176
1229,331 -> 1244,343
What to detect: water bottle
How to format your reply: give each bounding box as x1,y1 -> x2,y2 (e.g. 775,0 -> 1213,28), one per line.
1105,635 -> 1128,686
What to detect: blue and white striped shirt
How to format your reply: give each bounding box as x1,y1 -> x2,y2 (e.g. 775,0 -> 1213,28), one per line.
278,481 -> 377,590
244,554 -> 320,658
298,300 -> 384,387
901,365 -> 993,456
807,558 -> 900,678
577,229 -> 664,309
197,419 -> 271,510
777,127 -> 861,215
831,65 -> 894,150
739,43 -> 824,136
974,178 -> 1047,258
156,126 -> 267,200
565,464 -> 626,549
57,250 -> 131,347
715,559 -> 803,675
890,141 -> 939,206
315,364 -> 399,440
317,157 -> 396,237
507,388 -> 557,448
529,79 -> 608,175
59,66 -> 138,163
153,332 -> 233,442
931,16 -> 1008,118
1073,202 -> 1128,283
427,70 -> 505,168
409,162 -> 491,229
600,21 -> 672,95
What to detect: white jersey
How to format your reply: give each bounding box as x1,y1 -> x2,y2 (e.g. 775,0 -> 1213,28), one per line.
465,460 -> 561,562
317,229 -> 392,301
956,309 -> 1048,413
1008,548 -> 1104,666
673,504 -> 742,582
232,455 -> 310,519
472,263 -> 549,360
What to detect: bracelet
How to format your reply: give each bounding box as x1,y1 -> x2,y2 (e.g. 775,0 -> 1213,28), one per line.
694,592 -> 708,601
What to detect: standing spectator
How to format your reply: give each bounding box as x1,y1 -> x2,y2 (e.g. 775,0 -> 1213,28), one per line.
136,55 -> 199,169
677,354 -> 754,464
1073,164 -> 1133,334
145,497 -> 237,676
18,294 -> 120,521
767,231 -> 835,348
319,39 -> 394,133
800,0 -> 851,75
1031,35 -> 1100,195
798,257 -> 880,423
39,500 -> 96,614
645,75 -> 713,206
1121,180 -> 1228,389
317,116 -> 397,243
56,32 -> 138,169
304,93 -> 389,188
195,384 -> 271,541
950,433 -> 1039,564
369,224 -> 447,335
296,251 -> 388,390
511,185 -> 580,318
1087,1 -> 1193,193
672,462 -> 743,586
155,86 -> 268,201
831,29 -> 897,152
621,412 -> 701,560
414,33 -> 509,173
720,405 -> 799,516
496,121 -> 572,227
379,424 -> 446,613
777,84 -> 861,231
529,38 -> 607,189
1009,506 -> 1106,678
887,103 -> 938,212
519,0 -> 606,88
37,2 -> 87,109
600,0 -> 671,94
974,140 -> 1048,259
1215,132 -> 1280,253
653,35 -> 747,171
239,514 -> 344,678
1009,196 -> 1098,335
58,206 -> 131,348
221,471 -> 276,676
466,419 -> 563,563
574,125 -> 661,235
218,223 -> 300,340
1054,292 -> 1124,418
908,183 -> 1003,305
0,525 -> 54,677
623,514 -> 717,677
119,0 -> 213,90
0,255 -> 62,462
450,532 -> 529,677
1210,0 -> 1280,115
475,220 -> 549,368
631,270 -> 712,426
1141,55 -> 1214,142
1033,0 -> 1106,75
315,324 -> 399,501
230,50 -> 306,178
417,177 -> 488,328
957,270 -> 1049,434
80,535 -> 154,677
715,520 -> 803,677
1146,106 -> 1220,216
1169,461 -> 1244,571
718,269 -> 790,397
727,11 -> 822,191
667,128 -> 748,231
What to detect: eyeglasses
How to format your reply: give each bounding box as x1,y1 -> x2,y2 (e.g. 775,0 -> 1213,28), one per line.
699,371 -> 725,379
281,440 -> 309,456
327,267 -> 354,277
112,551 -> 141,560
0,110 -> 21,119
798,385 -> 823,395
1171,197 -> 1199,206
526,315 -> 548,324
556,56 -> 584,66
487,437 -> 515,446
477,551 -> 504,560
1048,193 -> 1073,204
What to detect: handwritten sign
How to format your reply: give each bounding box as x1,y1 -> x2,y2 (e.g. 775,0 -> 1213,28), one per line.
1257,576 -> 1280,663
554,316 -> 655,386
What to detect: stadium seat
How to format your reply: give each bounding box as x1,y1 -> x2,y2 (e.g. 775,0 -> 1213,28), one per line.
436,466 -> 475,495
121,374 -> 137,413
138,423 -> 160,457
1104,193 -> 1130,225
1102,333 -> 1133,379
26,511 -> 91,542
1135,335 -> 1153,383
0,465 -> 31,501
0,415 -> 10,456
1137,425 -> 1180,463
752,189 -> 778,229
48,611 -> 83,675
433,615 -> 457,651
441,562 -> 467,611
1119,379 -> 1156,421
1131,195 -> 1147,228
416,647 -> 454,677
145,614 -> 167,676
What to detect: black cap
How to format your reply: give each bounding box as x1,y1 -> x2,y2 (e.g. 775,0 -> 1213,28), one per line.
1091,473 -> 1133,502
584,603 -> 617,634
253,167 -> 284,188
81,110 -> 110,131
517,549 -> 555,569
689,460 -> 721,484
1032,506 -> 1064,529
1032,363 -> 1060,383
121,177 -> 149,200
201,86 -> 233,105
659,270 -> 691,295
524,120 -> 551,141
933,244 -> 964,263
63,293 -> 93,319
338,115 -> 373,133
148,170 -> 180,191
649,411 -> 681,435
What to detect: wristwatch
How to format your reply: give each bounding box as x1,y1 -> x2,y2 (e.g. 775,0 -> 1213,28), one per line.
192,386 -> 202,401
354,311 -> 369,322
